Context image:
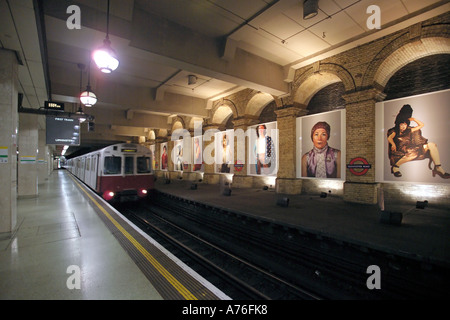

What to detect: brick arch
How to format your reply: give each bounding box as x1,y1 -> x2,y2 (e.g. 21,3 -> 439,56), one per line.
244,92 -> 275,117
187,117 -> 204,131
373,37 -> 450,88
211,99 -> 238,126
293,72 -> 343,107
294,63 -> 355,92
171,116 -> 185,132
319,63 -> 356,92
361,22 -> 450,89
147,129 -> 156,140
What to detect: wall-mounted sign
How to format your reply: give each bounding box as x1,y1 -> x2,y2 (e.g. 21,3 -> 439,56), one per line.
347,157 -> 371,176
20,156 -> 36,164
0,146 -> 8,163
234,160 -> 244,172
46,116 -> 80,145
44,101 -> 64,111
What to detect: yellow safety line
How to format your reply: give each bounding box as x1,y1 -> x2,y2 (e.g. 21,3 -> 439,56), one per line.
70,175 -> 198,300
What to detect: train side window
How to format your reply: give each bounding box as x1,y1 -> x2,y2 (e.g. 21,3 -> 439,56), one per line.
104,156 -> 121,174
137,156 -> 151,173
125,156 -> 134,174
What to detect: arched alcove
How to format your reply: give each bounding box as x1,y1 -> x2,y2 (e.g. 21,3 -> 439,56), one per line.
212,105 -> 234,127
384,54 -> 450,100
245,92 -> 274,117
307,82 -> 345,115
372,37 -> 450,89
294,72 -> 342,107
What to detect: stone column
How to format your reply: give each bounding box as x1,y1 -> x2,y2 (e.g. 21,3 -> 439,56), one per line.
232,116 -> 259,188
38,126 -> 48,184
342,88 -> 386,204
154,137 -> 163,180
181,128 -> 197,181
275,105 -> 307,194
0,49 -> 19,236
18,113 -> 39,198
202,124 -> 220,184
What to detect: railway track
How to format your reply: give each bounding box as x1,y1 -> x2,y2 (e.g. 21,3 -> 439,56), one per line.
116,188 -> 449,300
144,190 -> 449,300
117,202 -> 322,300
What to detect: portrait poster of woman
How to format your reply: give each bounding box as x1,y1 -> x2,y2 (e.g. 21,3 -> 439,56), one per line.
296,110 -> 345,179
173,139 -> 183,171
248,121 -> 278,176
192,136 -> 204,172
215,130 -> 234,174
160,142 -> 168,171
376,89 -> 450,183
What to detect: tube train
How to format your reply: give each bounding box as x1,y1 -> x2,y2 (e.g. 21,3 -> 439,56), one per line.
65,143 -> 154,202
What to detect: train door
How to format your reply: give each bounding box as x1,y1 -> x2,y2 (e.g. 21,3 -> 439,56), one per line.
84,156 -> 90,184
80,157 -> 86,181
91,154 -> 98,190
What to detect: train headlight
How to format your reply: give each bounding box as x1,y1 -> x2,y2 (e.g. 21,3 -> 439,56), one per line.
103,191 -> 115,201
139,189 -> 148,197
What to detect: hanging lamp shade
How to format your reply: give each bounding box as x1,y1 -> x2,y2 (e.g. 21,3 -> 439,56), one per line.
76,105 -> 87,123
80,85 -> 97,107
92,37 -> 119,73
303,0 -> 318,20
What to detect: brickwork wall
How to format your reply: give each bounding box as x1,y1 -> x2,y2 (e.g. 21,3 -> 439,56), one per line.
274,106 -> 306,194
290,11 -> 450,204
381,183 -> 450,209
307,82 -> 346,114
153,13 -> 450,205
384,54 -> 450,100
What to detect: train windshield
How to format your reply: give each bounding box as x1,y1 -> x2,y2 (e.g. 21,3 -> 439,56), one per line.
104,156 -> 121,174
125,156 -> 134,175
137,156 -> 151,173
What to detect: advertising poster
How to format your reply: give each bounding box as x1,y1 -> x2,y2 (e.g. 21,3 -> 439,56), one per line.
173,139 -> 184,171
149,144 -> 156,171
215,129 -> 234,174
192,135 -> 204,172
296,110 -> 345,179
247,121 -> 278,176
376,89 -> 450,183
160,142 -> 168,171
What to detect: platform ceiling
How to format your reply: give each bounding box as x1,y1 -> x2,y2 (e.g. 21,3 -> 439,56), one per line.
1,0 -> 448,157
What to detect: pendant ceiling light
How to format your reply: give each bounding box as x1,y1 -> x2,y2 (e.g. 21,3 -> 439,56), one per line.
76,105 -> 87,123
79,61 -> 97,107
92,0 -> 119,73
303,0 -> 319,20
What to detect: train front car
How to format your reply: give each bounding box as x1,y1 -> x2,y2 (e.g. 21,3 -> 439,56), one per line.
98,143 -> 154,202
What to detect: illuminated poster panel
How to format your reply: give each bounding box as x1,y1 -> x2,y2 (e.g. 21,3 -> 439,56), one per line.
215,129 -> 234,174
160,142 -> 168,171
149,144 -> 156,171
247,121 -> 278,176
173,139 -> 184,171
376,89 -> 450,184
296,110 -> 345,179
192,135 -> 204,172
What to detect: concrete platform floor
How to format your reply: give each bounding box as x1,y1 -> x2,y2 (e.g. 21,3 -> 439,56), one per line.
0,170 -> 163,300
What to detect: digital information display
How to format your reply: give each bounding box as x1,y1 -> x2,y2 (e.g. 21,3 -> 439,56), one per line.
44,101 -> 64,111
46,116 -> 80,145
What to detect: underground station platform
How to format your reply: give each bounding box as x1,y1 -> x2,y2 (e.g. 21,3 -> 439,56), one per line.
1,170 -> 449,300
